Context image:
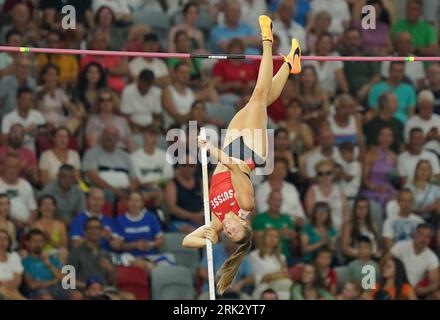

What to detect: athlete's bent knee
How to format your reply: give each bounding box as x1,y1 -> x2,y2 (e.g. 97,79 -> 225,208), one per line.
250,87 -> 268,103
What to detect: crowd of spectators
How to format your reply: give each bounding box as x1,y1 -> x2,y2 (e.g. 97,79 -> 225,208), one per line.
0,0 -> 440,300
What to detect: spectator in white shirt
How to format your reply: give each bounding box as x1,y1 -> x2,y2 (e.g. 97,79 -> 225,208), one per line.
0,153 -> 37,228
131,125 -> 174,208
335,142 -> 362,199
248,228 -> 292,300
1,86 -> 45,152
273,0 -> 307,54
404,90 -> 440,158
255,157 -> 305,226
391,224 -> 440,299
129,33 -> 171,88
304,33 -> 349,98
121,69 -> 162,131
162,63 -> 221,130
310,0 -> 351,36
398,127 -> 440,185
383,189 -> 424,251
0,229 -> 25,300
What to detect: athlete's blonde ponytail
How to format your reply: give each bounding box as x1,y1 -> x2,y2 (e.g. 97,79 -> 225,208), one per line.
216,226 -> 253,295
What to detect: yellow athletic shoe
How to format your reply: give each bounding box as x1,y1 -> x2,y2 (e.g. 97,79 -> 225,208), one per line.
283,38 -> 302,74
259,15 -> 273,42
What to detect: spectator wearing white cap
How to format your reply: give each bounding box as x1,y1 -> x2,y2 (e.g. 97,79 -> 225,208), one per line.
404,90 -> 440,158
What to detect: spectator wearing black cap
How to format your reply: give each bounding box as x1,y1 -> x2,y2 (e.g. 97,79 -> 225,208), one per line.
129,33 -> 171,89
121,69 -> 162,133
346,236 -> 380,290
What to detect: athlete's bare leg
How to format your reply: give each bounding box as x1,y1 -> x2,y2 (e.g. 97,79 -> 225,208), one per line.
223,39 -> 302,146
221,15 -> 273,157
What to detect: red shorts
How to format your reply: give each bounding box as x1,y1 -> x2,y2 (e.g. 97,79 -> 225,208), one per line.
209,171 -> 241,222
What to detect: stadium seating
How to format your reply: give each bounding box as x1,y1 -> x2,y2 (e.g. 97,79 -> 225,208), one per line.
160,232 -> 200,276
151,265 -> 195,300
116,265 -> 150,300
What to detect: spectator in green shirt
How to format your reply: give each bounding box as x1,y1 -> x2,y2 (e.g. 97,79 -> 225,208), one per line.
252,189 -> 297,265
391,0 -> 438,56
346,236 -> 380,290
168,30 -> 203,83
300,202 -> 337,263
338,28 -> 381,103
367,61 -> 416,124
290,263 -> 335,300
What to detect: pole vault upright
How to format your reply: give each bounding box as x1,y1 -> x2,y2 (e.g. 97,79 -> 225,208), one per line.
199,127 -> 216,301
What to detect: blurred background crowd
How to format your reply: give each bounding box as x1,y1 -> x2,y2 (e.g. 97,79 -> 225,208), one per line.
0,0 -> 439,300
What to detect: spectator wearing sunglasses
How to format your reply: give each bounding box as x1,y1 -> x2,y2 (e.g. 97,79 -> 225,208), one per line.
85,88 -> 135,152
305,159 -> 350,233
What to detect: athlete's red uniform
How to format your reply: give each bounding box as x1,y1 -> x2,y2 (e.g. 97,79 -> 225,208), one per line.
209,160 -> 256,221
